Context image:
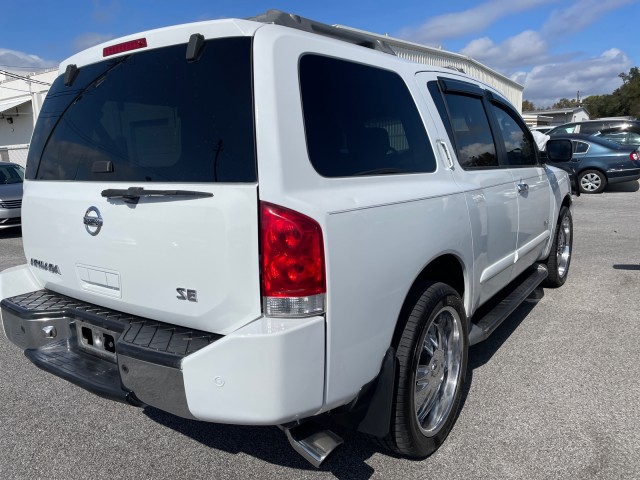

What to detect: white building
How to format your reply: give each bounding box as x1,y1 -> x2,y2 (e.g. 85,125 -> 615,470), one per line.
0,69 -> 57,167
336,25 -> 524,109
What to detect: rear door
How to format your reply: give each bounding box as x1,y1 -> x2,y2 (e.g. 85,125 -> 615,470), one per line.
422,76 -> 519,305
22,37 -> 261,334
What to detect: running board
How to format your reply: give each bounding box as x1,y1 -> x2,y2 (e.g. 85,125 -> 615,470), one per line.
280,422 -> 343,468
468,265 -> 548,345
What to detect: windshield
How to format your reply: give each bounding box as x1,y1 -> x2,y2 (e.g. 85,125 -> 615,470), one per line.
0,164 -> 24,184
27,37 -> 256,183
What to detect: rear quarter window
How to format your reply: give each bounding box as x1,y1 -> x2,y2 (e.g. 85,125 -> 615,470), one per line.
299,55 -> 436,177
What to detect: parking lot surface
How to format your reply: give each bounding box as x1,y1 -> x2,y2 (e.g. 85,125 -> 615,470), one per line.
1,182 -> 639,479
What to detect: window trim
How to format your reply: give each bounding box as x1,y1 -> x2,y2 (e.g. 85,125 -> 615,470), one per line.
431,77 -> 541,170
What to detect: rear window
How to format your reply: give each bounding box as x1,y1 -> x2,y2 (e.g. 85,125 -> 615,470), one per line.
27,37 -> 256,182
299,55 -> 436,177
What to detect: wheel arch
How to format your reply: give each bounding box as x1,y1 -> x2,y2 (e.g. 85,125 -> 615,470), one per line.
577,166 -> 608,180
390,254 -> 467,349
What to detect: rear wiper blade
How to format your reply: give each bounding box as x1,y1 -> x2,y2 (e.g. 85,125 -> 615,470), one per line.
101,187 -> 213,204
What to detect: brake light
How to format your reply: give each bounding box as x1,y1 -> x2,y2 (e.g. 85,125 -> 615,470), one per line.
631,151 -> 639,161
260,202 -> 326,317
103,38 -> 147,57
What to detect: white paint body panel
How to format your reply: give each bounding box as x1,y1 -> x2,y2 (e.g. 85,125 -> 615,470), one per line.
21,181 -> 261,334
183,315 -> 325,424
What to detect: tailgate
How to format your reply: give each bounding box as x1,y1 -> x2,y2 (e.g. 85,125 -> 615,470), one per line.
22,181 -> 261,334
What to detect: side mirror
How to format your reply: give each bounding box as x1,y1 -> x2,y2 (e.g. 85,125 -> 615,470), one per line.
545,139 -> 573,162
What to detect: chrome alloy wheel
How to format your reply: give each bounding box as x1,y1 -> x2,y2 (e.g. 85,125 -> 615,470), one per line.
556,213 -> 572,278
414,306 -> 462,436
580,172 -> 602,192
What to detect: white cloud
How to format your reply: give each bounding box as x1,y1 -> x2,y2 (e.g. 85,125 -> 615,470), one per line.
0,48 -> 58,72
73,33 -> 116,52
397,0 -> 556,44
460,30 -> 548,69
520,48 -> 632,106
542,0 -> 638,36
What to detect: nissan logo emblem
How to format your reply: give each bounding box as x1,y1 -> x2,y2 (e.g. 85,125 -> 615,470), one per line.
83,206 -> 103,236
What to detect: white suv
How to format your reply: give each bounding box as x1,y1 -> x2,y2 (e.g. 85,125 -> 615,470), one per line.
0,11 -> 574,466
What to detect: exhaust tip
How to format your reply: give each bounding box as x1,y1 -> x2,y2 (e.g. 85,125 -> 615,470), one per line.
281,422 -> 343,468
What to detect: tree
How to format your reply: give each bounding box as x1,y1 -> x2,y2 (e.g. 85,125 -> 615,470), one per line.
522,99 -> 535,111
552,98 -> 580,109
582,67 -> 640,119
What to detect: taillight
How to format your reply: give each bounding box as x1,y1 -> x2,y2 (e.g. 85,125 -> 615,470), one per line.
260,202 -> 326,317
103,38 -> 147,57
631,150 -> 639,161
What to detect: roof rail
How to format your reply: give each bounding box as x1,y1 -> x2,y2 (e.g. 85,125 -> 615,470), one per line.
249,10 -> 396,56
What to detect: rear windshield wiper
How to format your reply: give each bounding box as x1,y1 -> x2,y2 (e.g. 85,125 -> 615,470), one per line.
101,187 -> 213,204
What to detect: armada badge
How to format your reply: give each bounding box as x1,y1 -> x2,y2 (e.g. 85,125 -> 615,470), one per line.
83,206 -> 103,236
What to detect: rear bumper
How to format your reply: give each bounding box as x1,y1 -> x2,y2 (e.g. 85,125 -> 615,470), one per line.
607,168 -> 640,184
1,288 -> 325,425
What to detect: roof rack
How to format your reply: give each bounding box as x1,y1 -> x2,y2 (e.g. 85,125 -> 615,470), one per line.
249,10 -> 396,56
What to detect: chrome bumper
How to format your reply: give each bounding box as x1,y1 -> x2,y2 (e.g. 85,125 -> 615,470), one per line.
1,289 -> 220,419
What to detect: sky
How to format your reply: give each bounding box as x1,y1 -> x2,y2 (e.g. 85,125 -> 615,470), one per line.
1,0 -> 638,107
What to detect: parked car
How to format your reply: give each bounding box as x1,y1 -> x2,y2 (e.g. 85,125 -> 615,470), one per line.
548,119 -> 640,137
0,10 -> 574,466
592,124 -> 640,147
530,126 -> 553,134
0,162 -> 24,229
544,134 -> 640,193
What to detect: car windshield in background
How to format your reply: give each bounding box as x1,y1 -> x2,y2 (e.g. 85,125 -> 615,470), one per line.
0,164 -> 24,184
27,37 -> 256,183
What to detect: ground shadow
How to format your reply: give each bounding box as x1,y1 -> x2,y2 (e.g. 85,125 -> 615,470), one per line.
145,288 -> 546,476
0,226 -> 22,239
144,407 -> 380,479
613,264 -> 640,271
604,180 -> 639,193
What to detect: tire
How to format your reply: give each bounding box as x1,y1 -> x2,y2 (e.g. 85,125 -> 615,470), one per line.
383,282 -> 468,457
578,169 -> 607,193
544,206 -> 572,288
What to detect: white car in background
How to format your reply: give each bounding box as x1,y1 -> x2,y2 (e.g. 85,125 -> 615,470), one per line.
0,162 -> 24,229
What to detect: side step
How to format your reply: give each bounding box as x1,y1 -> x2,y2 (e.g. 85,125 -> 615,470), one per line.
468,265 -> 548,345
280,422 -> 343,468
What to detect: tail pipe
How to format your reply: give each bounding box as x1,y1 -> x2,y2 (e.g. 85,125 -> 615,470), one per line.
279,422 -> 343,468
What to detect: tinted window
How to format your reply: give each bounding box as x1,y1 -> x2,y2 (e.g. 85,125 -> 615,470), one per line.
29,38 -> 256,182
578,123 -> 603,134
573,141 -> 590,154
552,124 -> 577,135
300,55 -> 436,177
0,164 -> 24,184
443,93 -> 497,168
491,105 -> 537,166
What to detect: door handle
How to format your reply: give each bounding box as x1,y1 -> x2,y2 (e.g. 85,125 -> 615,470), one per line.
438,140 -> 454,169
517,183 -> 529,193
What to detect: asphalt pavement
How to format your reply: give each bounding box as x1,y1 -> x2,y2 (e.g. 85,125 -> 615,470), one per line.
1,182 -> 639,479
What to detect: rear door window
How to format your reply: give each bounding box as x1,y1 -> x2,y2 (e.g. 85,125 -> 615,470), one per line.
28,37 -> 256,183
299,55 -> 436,177
442,93 -> 498,168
